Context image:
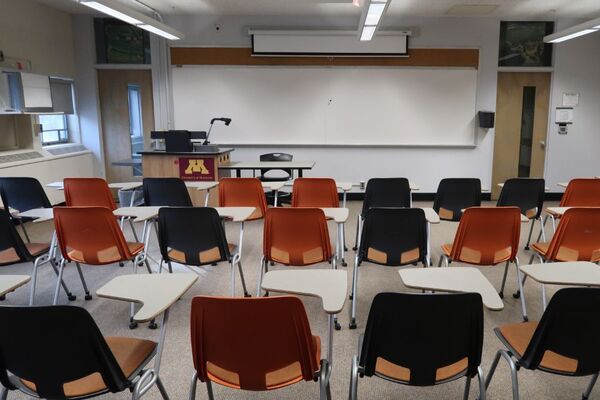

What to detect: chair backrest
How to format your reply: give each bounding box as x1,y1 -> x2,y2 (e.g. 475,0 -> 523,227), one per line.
0,305 -> 128,398
359,292 -> 483,386
560,179 -> 600,207
157,207 -> 229,266
64,178 -> 116,210
520,288 -> 600,375
291,178 -> 339,208
218,178 -> 268,220
190,296 -> 320,391
543,208 -> 600,262
359,208 -> 427,266
449,207 -> 521,265
497,178 -> 545,219
259,153 -> 293,180
361,178 -> 411,217
53,207 -> 134,264
263,208 -> 332,265
433,178 -> 481,221
143,177 -> 193,207
0,209 -> 35,264
0,177 -> 51,213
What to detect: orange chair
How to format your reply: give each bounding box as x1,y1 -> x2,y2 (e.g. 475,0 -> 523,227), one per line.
291,178 -> 339,208
438,207 -> 527,319
63,178 -> 116,210
218,178 -> 268,220
188,296 -> 330,399
543,178 -> 600,234
52,207 -> 145,327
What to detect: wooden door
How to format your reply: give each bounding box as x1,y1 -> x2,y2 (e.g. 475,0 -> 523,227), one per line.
491,72 -> 551,199
97,69 -> 154,182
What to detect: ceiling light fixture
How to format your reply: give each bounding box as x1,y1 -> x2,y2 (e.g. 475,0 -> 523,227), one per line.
358,0 -> 390,41
79,0 -> 184,40
544,16 -> 600,44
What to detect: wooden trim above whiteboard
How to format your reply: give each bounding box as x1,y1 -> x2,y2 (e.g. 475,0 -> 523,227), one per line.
170,47 -> 479,68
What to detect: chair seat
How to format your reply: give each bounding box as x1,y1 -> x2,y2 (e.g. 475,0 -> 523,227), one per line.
167,243 -> 236,265
67,242 -> 143,264
21,336 -> 156,398
496,322 -> 578,374
531,242 -> 550,256
0,243 -> 50,265
206,335 -> 321,390
374,356 -> 468,383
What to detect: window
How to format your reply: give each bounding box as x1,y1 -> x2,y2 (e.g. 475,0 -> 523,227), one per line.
39,114 -> 69,145
128,84 -> 144,176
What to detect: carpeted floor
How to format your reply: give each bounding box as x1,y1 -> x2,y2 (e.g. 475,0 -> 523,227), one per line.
2,200 -> 594,399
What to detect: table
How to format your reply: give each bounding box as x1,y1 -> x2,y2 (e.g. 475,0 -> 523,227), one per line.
261,269 -> 347,367
219,161 -> 315,178
97,273 -> 197,391
0,275 -> 30,298
520,261 -> 600,309
399,267 -> 504,310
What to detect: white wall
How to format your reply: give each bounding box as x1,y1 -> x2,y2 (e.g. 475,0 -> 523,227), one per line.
165,15 -> 500,191
545,21 -> 600,191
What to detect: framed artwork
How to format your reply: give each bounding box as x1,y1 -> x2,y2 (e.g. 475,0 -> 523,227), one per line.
95,18 -> 151,64
499,21 -> 554,67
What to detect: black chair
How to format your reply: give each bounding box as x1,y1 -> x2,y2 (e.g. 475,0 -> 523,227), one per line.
353,178 -> 412,251
433,178 -> 482,221
497,178 -> 545,250
0,209 -> 74,305
486,287 -> 600,400
349,292 -> 485,400
0,305 -> 168,400
350,208 -> 428,329
157,207 -> 249,297
259,153 -> 293,205
143,177 -> 193,207
0,177 -> 52,243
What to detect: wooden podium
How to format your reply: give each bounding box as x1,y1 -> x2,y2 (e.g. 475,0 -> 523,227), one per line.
140,148 -> 233,206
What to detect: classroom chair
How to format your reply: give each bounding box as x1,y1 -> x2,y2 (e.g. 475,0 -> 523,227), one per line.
350,207 -> 428,329
52,207 -> 146,327
542,178 -> 600,235
0,177 -> 52,243
188,296 -> 330,400
259,152 -> 293,205
433,178 -> 481,221
0,208 -> 74,305
438,207 -> 527,320
157,207 -> 250,297
218,177 -> 268,220
64,177 -> 117,210
485,288 -> 600,400
349,292 -> 485,400
496,178 -> 546,250
352,177 -> 412,251
0,305 -> 168,400
291,177 -> 339,208
142,177 -> 193,207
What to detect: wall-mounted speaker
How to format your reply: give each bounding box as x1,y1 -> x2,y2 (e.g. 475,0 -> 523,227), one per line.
478,111 -> 495,128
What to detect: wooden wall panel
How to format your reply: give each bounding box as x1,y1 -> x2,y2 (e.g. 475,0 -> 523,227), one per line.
170,47 -> 479,68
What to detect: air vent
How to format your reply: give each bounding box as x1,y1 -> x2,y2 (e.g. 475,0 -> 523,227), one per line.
0,151 -> 43,164
46,144 -> 87,156
446,5 -> 499,16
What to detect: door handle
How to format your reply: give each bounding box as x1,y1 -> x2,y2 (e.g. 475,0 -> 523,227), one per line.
539,140 -> 546,149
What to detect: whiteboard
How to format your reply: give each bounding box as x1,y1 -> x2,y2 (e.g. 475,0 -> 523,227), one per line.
172,66 -> 478,146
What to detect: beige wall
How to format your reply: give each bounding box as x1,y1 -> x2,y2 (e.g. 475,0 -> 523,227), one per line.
0,0 -> 75,77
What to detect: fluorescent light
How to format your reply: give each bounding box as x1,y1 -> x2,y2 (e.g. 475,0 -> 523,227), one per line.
544,16 -> 600,43
365,3 -> 386,26
360,26 -> 376,41
548,29 -> 597,43
80,1 -> 142,25
78,0 -> 184,41
138,24 -> 180,40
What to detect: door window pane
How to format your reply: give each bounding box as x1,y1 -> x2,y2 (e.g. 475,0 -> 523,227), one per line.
127,84 -> 143,176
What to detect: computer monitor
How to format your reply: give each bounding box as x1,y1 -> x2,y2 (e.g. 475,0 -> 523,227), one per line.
164,130 -> 192,152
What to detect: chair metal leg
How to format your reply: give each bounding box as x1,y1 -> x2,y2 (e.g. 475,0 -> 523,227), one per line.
237,259 -> 250,297
349,253 -> 359,329
53,259 -> 66,305
188,372 -> 198,400
463,376 -> 471,400
539,216 -> 546,242
21,221 -> 31,243
75,262 -> 92,300
50,259 -> 75,301
353,215 -> 360,251
230,260 -> 236,296
319,360 -> 331,400
0,385 -> 7,400
477,366 -> 486,400
583,373 -> 599,399
256,256 -> 266,297
524,218 -> 535,250
205,380 -> 215,400
514,258 -> 528,321
167,261 -> 173,273
484,350 -> 502,391
499,261 -> 509,298
437,255 -> 444,268
349,355 -> 359,400
535,215 -> 548,243
156,377 -> 170,400
29,256 -> 42,305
